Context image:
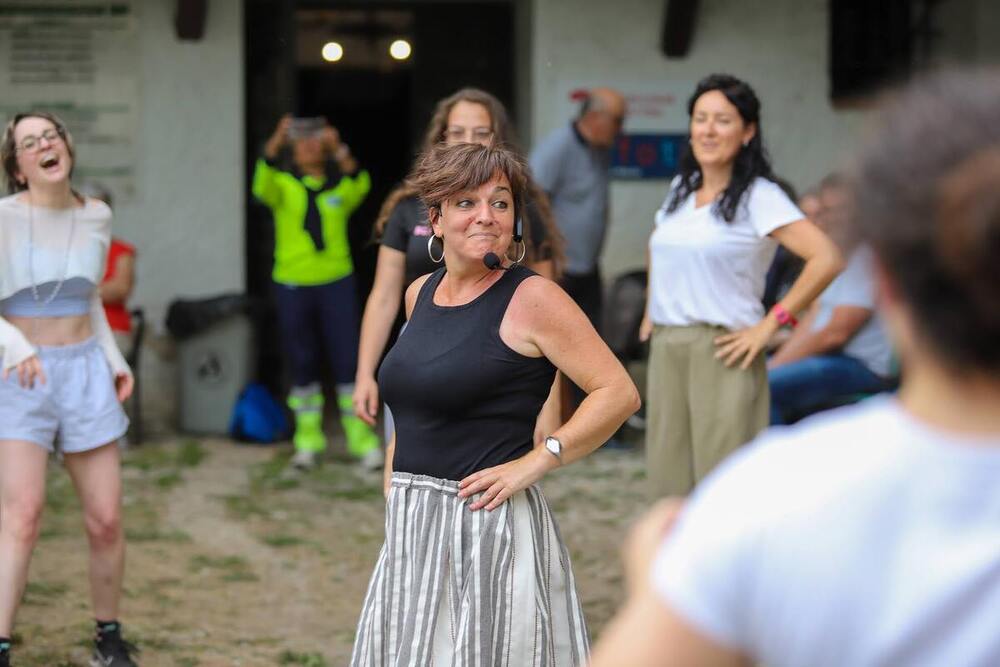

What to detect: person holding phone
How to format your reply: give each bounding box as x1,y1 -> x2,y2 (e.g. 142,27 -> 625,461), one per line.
253,114 -> 381,470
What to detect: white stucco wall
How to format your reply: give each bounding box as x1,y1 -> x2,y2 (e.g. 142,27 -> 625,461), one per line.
530,0 -> 870,280
115,0 -> 245,325
113,0 -> 244,435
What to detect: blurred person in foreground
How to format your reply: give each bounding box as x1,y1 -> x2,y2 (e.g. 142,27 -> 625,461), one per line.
591,69 -> 1000,667
253,114 -> 380,470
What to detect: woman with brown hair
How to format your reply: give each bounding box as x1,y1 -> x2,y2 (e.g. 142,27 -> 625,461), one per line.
0,113 -> 137,666
592,70 -> 1000,667
352,88 -> 563,435
350,143 -> 639,666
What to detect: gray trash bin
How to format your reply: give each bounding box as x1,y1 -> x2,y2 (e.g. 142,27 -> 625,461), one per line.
177,313 -> 254,435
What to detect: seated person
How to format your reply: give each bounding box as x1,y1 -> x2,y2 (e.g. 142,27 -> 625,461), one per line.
767,176 -> 894,424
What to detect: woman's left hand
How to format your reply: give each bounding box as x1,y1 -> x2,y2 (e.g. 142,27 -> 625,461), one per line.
458,449 -> 557,512
713,319 -> 778,370
115,373 -> 134,402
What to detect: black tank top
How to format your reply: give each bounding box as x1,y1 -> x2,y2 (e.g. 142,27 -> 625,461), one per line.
379,265 -> 557,480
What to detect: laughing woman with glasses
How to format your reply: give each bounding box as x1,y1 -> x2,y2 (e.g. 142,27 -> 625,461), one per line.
0,112 -> 138,667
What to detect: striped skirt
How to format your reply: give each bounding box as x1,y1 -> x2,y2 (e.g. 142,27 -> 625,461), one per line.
351,472 -> 590,667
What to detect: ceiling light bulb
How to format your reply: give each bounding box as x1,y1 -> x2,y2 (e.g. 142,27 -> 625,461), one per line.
389,39 -> 412,61
322,41 -> 344,62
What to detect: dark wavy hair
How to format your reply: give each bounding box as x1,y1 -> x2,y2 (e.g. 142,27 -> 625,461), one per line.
667,74 -> 774,222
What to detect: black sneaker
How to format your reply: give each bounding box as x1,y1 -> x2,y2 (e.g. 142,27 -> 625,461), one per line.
91,625 -> 139,667
0,651 -> 8,667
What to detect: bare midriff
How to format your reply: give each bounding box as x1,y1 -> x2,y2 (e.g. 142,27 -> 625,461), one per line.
7,314 -> 92,347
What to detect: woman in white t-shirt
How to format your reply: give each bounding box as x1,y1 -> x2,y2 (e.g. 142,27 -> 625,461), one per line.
641,74 -> 842,496
593,70 -> 1000,667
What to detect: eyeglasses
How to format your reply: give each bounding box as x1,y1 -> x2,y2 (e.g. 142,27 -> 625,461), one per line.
444,127 -> 494,143
17,128 -> 62,154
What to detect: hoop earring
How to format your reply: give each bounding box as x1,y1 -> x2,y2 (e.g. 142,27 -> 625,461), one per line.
505,239 -> 527,264
427,235 -> 444,264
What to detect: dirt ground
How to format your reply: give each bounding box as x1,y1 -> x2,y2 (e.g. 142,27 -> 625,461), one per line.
16,434 -> 648,666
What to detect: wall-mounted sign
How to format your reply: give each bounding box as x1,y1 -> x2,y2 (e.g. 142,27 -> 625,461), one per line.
611,133 -> 686,180
0,1 -> 139,200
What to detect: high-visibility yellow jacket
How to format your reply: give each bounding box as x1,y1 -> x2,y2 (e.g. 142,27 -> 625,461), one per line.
252,158 -> 371,285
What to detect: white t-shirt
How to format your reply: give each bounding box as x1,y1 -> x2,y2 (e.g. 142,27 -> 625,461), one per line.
812,246 -> 894,377
652,397 -> 1000,667
648,177 -> 803,330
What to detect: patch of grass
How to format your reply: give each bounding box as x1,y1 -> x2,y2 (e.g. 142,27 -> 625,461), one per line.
44,474 -> 77,513
123,445 -> 176,472
261,533 -> 306,548
125,527 -> 191,543
278,651 -> 328,666
20,650 -> 75,666
155,470 -> 184,490
270,477 -> 301,490
250,452 -> 292,487
176,658 -> 201,667
22,580 -> 68,606
189,554 -> 257,583
176,439 -> 207,467
189,554 -> 249,570
217,493 -> 270,520
38,523 -> 69,540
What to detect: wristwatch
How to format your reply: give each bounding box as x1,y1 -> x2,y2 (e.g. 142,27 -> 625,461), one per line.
544,436 -> 563,463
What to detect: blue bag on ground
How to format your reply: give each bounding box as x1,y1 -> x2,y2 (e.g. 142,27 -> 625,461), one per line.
229,383 -> 289,443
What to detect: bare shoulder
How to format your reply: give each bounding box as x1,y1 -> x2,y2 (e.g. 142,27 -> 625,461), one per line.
507,274 -> 578,326
404,272 -> 433,319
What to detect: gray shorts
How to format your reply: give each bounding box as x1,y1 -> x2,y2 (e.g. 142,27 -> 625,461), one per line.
0,337 -> 129,453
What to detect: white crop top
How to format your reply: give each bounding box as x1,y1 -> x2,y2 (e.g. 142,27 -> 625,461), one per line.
0,194 -> 130,376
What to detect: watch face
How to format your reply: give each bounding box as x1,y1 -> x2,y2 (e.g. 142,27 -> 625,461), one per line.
545,437 -> 561,455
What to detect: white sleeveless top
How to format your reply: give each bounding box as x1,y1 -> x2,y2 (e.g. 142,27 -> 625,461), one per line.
0,194 -> 129,376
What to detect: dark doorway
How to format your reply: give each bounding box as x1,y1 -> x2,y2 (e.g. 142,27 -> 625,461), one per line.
246,1 -> 517,392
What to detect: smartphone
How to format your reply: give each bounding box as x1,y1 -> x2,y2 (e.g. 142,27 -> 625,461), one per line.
289,117 -> 325,139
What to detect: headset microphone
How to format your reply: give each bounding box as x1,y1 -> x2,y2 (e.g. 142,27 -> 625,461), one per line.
483,252 -> 507,271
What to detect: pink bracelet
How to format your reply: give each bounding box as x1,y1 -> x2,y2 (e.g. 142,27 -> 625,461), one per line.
771,304 -> 798,328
